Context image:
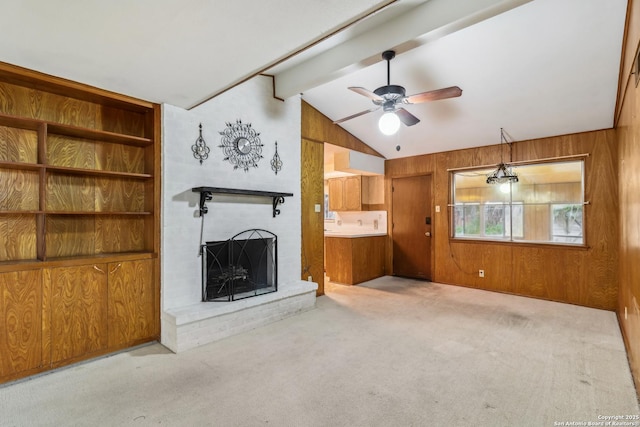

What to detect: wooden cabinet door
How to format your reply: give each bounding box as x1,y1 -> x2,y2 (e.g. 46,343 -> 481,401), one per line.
325,236 -> 385,285
343,176 -> 362,211
0,269 -> 43,379
352,236 -> 385,283
328,178 -> 344,211
49,264 -> 108,364
363,175 -> 384,207
107,259 -> 155,348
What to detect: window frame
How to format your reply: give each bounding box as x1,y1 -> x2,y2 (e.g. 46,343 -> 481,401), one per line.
449,158 -> 586,247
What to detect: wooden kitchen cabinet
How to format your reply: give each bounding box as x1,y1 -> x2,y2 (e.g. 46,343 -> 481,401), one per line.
325,235 -> 386,285
327,175 -> 384,211
343,176 -> 362,210
362,175 -> 384,208
328,176 -> 362,211
328,178 -> 345,211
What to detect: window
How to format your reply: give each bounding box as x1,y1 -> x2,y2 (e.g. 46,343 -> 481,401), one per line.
451,160 -> 585,245
324,182 -> 335,221
551,204 -> 583,243
484,202 -> 524,238
454,203 -> 480,236
453,202 -> 523,240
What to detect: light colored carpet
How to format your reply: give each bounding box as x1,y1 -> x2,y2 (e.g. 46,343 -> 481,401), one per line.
2,277 -> 638,427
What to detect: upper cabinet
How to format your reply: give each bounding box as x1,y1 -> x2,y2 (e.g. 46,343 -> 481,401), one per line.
328,177 -> 345,211
324,143 -> 385,212
327,175 -> 384,211
362,175 -> 384,207
328,176 -> 361,211
343,176 -> 363,211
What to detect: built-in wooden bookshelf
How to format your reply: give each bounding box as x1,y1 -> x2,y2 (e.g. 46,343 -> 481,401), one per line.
0,62 -> 160,383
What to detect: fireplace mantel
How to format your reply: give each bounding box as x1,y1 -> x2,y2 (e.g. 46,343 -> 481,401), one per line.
192,186 -> 294,217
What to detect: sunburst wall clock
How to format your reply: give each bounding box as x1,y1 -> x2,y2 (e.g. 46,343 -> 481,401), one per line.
218,120 -> 264,172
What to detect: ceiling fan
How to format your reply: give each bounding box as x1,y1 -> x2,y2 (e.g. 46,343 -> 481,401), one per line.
333,50 -> 462,135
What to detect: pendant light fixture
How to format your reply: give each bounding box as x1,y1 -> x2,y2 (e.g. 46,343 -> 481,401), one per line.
486,128 -> 518,184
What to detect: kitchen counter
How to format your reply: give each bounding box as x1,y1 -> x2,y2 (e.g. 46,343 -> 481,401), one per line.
324,230 -> 386,238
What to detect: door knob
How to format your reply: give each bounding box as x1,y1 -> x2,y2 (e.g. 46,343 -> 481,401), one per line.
425,232 -> 431,237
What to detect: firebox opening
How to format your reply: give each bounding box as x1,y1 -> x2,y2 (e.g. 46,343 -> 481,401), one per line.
202,229 -> 277,302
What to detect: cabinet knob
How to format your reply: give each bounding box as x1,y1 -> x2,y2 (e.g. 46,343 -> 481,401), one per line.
110,263 -> 122,274
93,265 -> 105,274
425,232 -> 431,237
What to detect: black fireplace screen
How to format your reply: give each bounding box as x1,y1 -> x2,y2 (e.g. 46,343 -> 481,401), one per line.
202,229 -> 277,302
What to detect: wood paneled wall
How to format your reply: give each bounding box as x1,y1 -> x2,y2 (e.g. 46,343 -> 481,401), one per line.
386,129 -> 618,311
301,102 -> 384,157
301,138 -> 325,294
300,101 -> 385,295
616,0 -> 640,396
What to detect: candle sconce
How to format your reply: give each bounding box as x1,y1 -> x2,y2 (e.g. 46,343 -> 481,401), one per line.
191,123 -> 210,164
271,141 -> 283,175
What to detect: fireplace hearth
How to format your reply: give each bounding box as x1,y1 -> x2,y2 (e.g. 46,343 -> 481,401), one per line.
202,229 -> 277,302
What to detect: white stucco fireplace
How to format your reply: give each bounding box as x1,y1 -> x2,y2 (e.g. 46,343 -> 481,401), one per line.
160,76 -> 317,353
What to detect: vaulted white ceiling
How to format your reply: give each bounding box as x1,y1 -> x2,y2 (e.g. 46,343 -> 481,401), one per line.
0,0 -> 628,159
281,0 -> 628,159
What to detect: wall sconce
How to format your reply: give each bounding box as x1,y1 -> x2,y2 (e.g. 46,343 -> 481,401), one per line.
271,141 -> 283,175
191,123 -> 210,164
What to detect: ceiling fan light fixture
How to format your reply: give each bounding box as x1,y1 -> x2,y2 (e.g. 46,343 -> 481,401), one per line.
379,111 -> 400,135
334,49 -> 462,130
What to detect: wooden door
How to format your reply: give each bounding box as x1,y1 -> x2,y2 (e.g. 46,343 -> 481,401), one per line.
107,259 -> 156,348
49,264 -> 108,364
392,175 -> 432,280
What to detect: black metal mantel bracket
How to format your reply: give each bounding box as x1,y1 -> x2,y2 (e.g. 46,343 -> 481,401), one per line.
192,187 -> 294,218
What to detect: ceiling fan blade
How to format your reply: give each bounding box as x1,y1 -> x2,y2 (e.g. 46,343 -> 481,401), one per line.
404,86 -> 462,104
333,107 -> 380,124
348,87 -> 384,102
395,108 -> 420,126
